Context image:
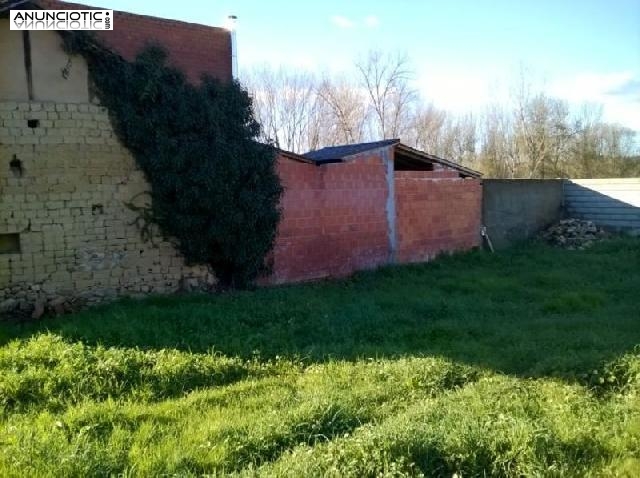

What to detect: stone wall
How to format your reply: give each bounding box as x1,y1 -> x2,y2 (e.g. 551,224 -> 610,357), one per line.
0,100 -> 212,313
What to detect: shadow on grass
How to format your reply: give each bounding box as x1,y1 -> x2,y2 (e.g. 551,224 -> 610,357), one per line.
1,238 -> 639,381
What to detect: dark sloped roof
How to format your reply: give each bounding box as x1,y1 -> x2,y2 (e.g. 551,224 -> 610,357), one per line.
304,139 -> 400,161
303,139 -> 481,177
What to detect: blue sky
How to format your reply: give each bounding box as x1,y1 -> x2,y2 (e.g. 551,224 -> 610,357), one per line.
81,0 -> 640,131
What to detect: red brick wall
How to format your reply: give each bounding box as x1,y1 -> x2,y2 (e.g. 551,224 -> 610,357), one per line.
270,154 -> 482,283
395,170 -> 482,263
271,154 -> 390,283
37,0 -> 232,83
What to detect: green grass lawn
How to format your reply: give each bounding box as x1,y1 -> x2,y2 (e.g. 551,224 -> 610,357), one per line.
0,239 -> 639,477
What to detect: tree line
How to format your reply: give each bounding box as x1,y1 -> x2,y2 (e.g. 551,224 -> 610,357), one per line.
244,52 -> 639,178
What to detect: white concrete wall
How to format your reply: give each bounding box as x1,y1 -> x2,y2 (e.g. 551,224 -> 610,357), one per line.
0,19 -> 90,103
31,30 -> 90,102
0,20 -> 29,100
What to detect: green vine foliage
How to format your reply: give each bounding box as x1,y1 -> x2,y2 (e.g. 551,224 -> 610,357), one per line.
63,32 -> 282,289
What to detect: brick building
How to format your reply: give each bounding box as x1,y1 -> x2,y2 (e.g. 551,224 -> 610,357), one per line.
273,141 -> 481,283
0,0 -> 481,316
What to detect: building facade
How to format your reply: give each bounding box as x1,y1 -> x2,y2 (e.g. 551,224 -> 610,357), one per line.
1,1 -> 482,317
1,1 -> 232,314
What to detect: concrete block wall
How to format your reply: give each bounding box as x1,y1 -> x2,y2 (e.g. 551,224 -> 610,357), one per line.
481,178 -> 640,249
482,179 -> 564,249
0,100 -> 212,306
395,170 -> 482,262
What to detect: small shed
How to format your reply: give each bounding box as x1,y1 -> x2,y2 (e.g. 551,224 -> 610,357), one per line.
272,140 -> 482,282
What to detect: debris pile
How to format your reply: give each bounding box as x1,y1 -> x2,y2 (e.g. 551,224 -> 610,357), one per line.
540,218 -> 609,249
0,288 -> 86,322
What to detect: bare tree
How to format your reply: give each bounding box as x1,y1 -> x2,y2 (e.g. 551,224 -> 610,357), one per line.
569,103 -> 604,178
514,93 -> 572,178
409,103 -> 447,153
244,66 -> 320,153
409,106 -> 477,166
316,76 -> 369,145
442,114 -> 478,167
478,103 -> 518,177
244,59 -> 638,177
355,51 -> 418,139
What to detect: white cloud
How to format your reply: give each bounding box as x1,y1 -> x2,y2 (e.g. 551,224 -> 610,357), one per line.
549,72 -> 634,103
331,15 -> 354,29
549,72 -> 640,131
416,73 -> 494,114
330,14 -> 379,30
415,69 -> 640,133
364,15 -> 379,28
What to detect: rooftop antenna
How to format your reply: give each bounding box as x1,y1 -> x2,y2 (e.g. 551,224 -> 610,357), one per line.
226,15 -> 238,80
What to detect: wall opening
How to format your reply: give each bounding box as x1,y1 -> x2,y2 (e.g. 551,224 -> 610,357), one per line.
27,119 -> 40,128
9,156 -> 23,178
0,233 -> 20,254
394,150 -> 434,171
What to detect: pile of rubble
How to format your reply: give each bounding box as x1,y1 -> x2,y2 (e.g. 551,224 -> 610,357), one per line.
0,294 -> 85,322
0,277 -> 213,323
540,218 -> 609,249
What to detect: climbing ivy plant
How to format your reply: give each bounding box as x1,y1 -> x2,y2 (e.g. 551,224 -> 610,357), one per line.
63,33 -> 282,289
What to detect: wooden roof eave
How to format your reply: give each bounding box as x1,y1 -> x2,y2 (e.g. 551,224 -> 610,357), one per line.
278,149 -> 315,164
395,143 -> 482,178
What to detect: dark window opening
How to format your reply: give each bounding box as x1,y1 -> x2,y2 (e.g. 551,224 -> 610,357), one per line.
394,151 -> 434,171
92,204 -> 104,215
0,233 -> 20,254
27,119 -> 39,128
9,156 -> 23,178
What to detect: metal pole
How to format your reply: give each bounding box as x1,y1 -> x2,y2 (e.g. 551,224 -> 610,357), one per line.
227,15 -> 238,80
